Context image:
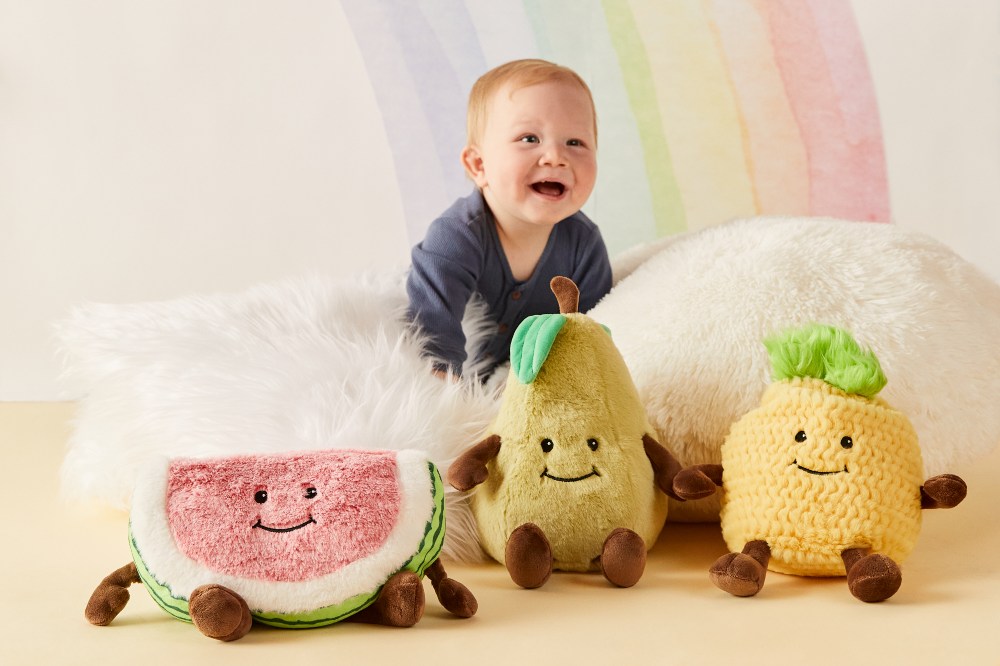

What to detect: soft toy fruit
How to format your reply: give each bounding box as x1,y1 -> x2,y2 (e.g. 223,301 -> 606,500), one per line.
688,324 -> 967,602
85,449 -> 476,640
448,277 -> 715,589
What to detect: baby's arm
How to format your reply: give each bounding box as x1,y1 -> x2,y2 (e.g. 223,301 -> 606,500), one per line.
407,218 -> 483,376
571,225 -> 613,313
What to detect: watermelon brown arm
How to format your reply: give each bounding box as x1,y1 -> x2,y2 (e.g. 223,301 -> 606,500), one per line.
920,473 -> 967,509
447,434 -> 502,492
642,434 -> 719,501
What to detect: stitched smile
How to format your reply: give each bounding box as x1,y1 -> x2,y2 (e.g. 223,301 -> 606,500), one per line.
791,460 -> 848,475
252,516 -> 316,533
541,467 -> 600,482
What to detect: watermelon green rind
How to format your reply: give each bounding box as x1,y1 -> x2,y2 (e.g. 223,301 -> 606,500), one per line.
129,450 -> 444,626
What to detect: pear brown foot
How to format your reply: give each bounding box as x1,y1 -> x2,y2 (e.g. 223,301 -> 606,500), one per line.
425,559 -> 477,618
600,528 -> 646,587
505,523 -> 553,589
189,584 -> 253,641
709,540 -> 770,597
85,562 -> 141,626
349,570 -> 425,627
842,549 -> 902,603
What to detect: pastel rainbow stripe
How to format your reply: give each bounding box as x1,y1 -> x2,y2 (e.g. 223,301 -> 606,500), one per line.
340,0 -> 888,253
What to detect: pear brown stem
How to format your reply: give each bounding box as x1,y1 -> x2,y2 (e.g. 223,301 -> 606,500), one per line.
550,276 -> 580,314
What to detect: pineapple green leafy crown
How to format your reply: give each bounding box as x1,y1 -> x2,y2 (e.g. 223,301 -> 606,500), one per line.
763,323 -> 887,398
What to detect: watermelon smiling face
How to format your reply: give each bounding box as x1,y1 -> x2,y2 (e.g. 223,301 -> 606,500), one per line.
166,452 -> 403,582
128,449 -> 445,627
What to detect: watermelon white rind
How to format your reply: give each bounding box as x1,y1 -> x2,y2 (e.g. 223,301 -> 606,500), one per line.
128,449 -> 444,627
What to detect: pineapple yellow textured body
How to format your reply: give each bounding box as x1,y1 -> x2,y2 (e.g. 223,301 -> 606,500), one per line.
471,314 -> 668,571
720,377 -> 924,576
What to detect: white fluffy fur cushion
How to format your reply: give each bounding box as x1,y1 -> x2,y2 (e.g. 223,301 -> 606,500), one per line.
57,271 -> 499,562
58,217 -> 1000,557
594,217 -> 1000,521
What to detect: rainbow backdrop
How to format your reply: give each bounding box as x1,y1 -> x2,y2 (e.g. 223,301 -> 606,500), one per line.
340,0 -> 889,254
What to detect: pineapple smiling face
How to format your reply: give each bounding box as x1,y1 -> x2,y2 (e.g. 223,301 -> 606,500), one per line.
709,323 -> 967,601
720,376 -> 925,576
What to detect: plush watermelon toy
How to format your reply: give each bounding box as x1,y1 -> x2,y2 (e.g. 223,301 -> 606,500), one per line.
85,448 -> 477,641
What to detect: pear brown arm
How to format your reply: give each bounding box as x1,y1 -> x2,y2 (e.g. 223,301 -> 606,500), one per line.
447,434 -> 502,492
642,434 -> 719,501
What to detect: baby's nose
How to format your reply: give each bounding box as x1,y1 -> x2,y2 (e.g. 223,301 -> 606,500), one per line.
539,145 -> 568,166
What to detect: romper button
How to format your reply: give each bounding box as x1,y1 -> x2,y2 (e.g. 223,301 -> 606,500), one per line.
511,291 -> 521,300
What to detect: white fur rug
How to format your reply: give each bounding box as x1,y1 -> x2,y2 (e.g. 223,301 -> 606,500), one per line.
57,218 -> 1000,558
57,271 -> 500,562
594,217 -> 1000,520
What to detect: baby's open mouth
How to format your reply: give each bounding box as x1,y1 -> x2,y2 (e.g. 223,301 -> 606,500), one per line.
532,181 -> 565,197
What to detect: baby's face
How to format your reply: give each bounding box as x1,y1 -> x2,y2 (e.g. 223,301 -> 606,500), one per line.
466,80 -> 597,232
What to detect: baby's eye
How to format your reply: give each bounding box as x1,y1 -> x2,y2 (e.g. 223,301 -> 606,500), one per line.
519,134 -> 540,144
567,138 -> 585,147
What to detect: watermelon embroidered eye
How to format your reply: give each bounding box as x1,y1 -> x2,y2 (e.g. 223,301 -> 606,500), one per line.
540,438 -> 554,453
254,490 -> 268,504
587,438 -> 599,451
305,486 -> 318,499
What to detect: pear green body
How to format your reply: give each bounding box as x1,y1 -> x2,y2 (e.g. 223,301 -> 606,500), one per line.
471,314 -> 667,571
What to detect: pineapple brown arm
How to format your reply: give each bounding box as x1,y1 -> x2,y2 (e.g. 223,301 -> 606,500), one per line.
920,473 -> 967,509
642,434 -> 719,501
447,434 -> 502,492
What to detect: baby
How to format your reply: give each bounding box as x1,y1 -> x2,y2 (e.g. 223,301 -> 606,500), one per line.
406,59 -> 612,379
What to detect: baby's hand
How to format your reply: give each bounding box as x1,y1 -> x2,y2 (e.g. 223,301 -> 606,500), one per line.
433,369 -> 458,383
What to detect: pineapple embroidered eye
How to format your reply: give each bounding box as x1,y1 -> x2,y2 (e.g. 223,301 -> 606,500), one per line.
840,436 -> 854,449
540,438 -> 554,453
795,431 -> 807,442
587,438 -> 599,451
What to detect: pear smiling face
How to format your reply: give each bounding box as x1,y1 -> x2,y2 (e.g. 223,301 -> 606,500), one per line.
468,294 -> 667,572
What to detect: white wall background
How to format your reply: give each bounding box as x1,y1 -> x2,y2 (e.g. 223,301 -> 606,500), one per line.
1,1 -> 998,401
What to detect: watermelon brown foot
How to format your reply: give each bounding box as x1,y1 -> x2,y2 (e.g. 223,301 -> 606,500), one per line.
85,562 -> 141,626
842,548 -> 902,603
425,558 -> 478,618
600,528 -> 646,587
709,540 -> 770,597
350,570 -> 426,627
188,584 -> 253,641
505,523 -> 553,589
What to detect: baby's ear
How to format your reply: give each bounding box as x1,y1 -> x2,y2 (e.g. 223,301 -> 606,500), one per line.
461,145 -> 487,186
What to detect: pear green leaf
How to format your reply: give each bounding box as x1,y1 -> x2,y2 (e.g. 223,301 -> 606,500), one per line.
510,314 -> 567,384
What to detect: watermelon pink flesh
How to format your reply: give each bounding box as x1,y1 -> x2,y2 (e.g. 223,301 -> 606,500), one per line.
166,450 -> 402,582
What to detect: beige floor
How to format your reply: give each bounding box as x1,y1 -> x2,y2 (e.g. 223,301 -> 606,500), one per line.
3,402 -> 999,665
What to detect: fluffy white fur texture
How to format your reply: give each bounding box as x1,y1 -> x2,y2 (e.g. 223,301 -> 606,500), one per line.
130,450 -> 434,612
59,218 -> 1000,556
592,217 -> 1000,521
57,271 -> 499,562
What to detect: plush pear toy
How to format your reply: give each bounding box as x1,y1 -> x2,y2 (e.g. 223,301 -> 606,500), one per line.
448,277 -> 714,589
689,323 -> 967,602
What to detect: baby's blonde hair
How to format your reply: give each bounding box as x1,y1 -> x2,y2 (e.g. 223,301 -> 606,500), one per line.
466,59 -> 597,147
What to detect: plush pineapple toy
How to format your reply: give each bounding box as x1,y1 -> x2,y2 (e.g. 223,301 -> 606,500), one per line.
448,277 -> 714,589
689,323 -> 967,602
